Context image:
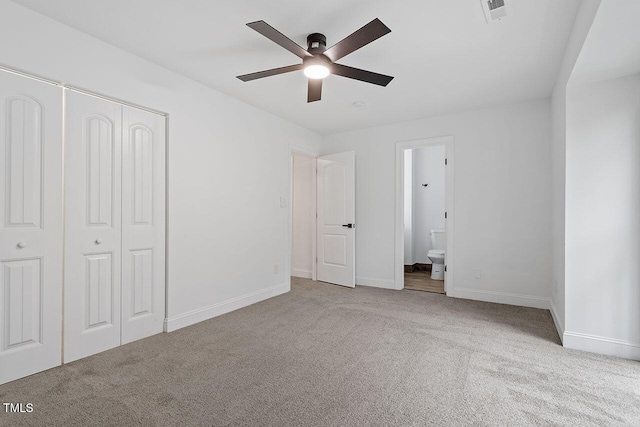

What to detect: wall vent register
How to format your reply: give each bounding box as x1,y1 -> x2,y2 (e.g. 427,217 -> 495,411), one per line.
482,0 -> 507,23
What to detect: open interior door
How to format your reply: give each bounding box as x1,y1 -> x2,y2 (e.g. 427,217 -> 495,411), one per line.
316,151 -> 355,287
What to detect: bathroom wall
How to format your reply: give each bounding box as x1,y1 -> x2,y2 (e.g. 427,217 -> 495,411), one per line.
403,150 -> 414,264
291,152 -> 315,279
412,146 -> 446,264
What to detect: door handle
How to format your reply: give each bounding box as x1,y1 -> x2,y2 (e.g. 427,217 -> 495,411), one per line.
342,224 -> 355,228
17,242 -> 27,249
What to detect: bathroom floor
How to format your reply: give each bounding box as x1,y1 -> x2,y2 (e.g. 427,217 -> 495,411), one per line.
404,270 -> 445,294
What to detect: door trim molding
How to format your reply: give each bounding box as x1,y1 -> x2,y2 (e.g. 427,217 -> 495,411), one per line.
394,136 -> 455,294
0,62 -> 167,117
288,145 -> 318,283
163,115 -> 171,332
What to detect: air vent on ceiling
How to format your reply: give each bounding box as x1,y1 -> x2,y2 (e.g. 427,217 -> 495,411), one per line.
481,0 -> 507,23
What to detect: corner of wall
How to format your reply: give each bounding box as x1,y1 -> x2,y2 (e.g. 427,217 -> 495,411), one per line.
549,298 -> 564,343
548,0 -> 602,347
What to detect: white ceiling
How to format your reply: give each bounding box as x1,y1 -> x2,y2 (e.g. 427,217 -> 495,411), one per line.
570,0 -> 640,86
13,0 -> 581,134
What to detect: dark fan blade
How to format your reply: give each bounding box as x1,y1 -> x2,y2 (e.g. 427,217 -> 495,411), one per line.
323,18 -> 391,62
308,79 -> 322,102
331,63 -> 394,86
247,21 -> 312,59
237,64 -> 303,82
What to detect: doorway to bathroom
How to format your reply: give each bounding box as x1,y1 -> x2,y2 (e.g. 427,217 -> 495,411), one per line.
395,136 -> 454,295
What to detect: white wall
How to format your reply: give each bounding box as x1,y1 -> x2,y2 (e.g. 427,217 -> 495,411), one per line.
291,153 -> 314,278
403,150 -> 413,265
321,99 -> 553,308
412,146 -> 446,264
569,0 -> 640,86
0,1 -> 321,331
549,0 -> 602,339
564,74 -> 640,359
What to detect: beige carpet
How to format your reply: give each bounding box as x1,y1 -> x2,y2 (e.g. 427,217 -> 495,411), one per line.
1,277 -> 639,426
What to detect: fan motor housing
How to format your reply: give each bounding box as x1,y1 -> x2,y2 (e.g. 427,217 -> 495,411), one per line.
307,33 -> 327,54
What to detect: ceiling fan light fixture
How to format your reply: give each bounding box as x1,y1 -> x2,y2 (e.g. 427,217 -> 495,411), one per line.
304,64 -> 330,79
237,19 -> 394,102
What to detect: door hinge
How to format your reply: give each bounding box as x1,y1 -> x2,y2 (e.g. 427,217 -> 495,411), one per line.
445,265 -> 447,272
445,158 -> 448,165
445,211 -> 447,219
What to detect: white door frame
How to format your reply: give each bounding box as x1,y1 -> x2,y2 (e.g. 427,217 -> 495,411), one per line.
395,136 -> 455,295
288,145 -> 318,283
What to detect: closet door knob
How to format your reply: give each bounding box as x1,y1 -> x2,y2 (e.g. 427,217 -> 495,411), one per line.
17,242 -> 26,249
95,238 -> 103,245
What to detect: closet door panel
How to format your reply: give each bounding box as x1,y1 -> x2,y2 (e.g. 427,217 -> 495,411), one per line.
64,91 -> 122,363
0,71 -> 63,384
121,106 -> 165,344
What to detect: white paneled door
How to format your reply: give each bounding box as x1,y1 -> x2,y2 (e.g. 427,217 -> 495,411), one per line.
121,106 -> 165,344
0,69 -> 166,383
317,151 -> 355,287
64,92 -> 123,363
64,92 -> 166,362
0,72 -> 63,383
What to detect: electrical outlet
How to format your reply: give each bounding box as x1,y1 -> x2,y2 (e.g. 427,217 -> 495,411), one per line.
280,197 -> 287,208
474,269 -> 481,279
273,264 -> 279,275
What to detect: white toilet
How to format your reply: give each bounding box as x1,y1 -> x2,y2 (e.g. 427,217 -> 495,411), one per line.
427,229 -> 446,280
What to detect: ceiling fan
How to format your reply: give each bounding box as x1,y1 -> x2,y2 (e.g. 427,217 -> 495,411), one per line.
237,18 -> 394,103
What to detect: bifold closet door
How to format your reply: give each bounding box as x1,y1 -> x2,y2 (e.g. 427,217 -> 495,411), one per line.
64,92 -> 166,362
64,92 -> 122,363
121,106 -> 165,344
0,71 -> 63,384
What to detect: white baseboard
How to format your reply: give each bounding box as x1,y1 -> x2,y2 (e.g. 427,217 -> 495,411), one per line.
563,331 -> 640,360
549,300 -> 564,343
454,287 -> 550,310
291,268 -> 312,279
356,276 -> 396,289
164,282 -> 290,332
